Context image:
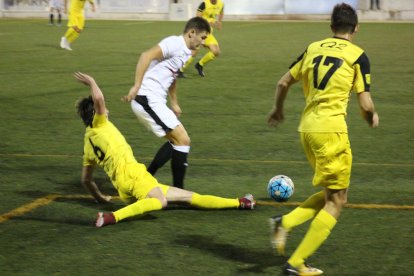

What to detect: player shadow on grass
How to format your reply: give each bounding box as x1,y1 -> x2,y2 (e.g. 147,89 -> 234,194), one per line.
14,189 -> 202,227
12,214 -> 95,226
174,234 -> 287,273
13,212 -> 160,227
15,181 -> 259,228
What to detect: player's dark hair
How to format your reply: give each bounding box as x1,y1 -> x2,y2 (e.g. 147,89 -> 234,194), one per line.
331,3 -> 358,34
76,96 -> 95,127
183,17 -> 211,34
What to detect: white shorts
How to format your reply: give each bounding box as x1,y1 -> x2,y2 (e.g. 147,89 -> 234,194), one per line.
131,95 -> 181,137
49,0 -> 63,9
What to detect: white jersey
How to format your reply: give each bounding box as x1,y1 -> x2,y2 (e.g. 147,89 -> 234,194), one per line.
138,35 -> 192,103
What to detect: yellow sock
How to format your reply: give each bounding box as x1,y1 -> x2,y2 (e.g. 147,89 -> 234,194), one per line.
282,191 -> 325,230
67,30 -> 80,43
113,198 -> 162,222
64,28 -> 80,43
288,209 -> 337,268
190,193 -> 239,209
181,56 -> 194,72
199,51 -> 215,66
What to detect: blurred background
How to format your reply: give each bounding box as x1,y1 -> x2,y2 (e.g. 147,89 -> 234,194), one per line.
1,0 -> 413,21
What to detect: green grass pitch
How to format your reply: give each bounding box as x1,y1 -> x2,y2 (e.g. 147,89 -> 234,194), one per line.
0,19 -> 413,275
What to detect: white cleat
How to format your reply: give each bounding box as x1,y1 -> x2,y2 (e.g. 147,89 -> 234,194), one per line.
284,263 -> 323,276
60,37 -> 72,51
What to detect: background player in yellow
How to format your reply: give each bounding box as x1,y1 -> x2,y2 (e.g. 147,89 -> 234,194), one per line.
74,72 -> 255,228
267,3 -> 379,275
60,0 -> 95,51
178,0 -> 224,77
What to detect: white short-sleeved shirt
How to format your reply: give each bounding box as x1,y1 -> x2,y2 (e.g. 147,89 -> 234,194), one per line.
138,35 -> 192,103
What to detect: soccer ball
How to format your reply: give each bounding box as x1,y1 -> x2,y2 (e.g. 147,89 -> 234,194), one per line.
267,175 -> 294,202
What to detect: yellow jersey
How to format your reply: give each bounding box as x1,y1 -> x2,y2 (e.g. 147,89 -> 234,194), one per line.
290,37 -> 371,133
82,114 -> 147,189
70,0 -> 94,14
198,0 -> 224,26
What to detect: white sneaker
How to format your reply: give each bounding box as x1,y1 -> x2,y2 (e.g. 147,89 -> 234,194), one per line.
60,37 -> 72,51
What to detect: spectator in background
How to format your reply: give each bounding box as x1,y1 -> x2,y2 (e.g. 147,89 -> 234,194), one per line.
49,0 -> 63,26
370,0 -> 380,10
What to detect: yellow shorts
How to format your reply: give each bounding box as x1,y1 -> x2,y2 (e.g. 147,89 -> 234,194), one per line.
300,132 -> 352,190
115,163 -> 170,204
204,33 -> 218,47
67,12 -> 85,29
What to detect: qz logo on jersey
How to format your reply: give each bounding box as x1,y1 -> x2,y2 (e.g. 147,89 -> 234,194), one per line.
320,41 -> 348,50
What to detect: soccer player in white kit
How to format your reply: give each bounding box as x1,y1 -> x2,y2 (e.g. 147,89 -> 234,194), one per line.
123,17 -> 211,189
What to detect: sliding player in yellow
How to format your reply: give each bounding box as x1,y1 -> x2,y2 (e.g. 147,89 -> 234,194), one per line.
74,72 -> 255,228
267,3 -> 379,275
178,0 -> 224,77
60,0 -> 95,51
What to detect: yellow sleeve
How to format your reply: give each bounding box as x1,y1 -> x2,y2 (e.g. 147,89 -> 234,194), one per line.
92,113 -> 108,128
289,50 -> 307,81
352,52 -> 371,93
82,113 -> 107,167
83,156 -> 96,167
82,141 -> 97,167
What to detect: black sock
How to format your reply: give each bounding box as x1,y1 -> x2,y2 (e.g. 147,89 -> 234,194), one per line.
50,14 -> 54,24
58,14 -> 62,24
171,149 -> 188,189
147,142 -> 173,175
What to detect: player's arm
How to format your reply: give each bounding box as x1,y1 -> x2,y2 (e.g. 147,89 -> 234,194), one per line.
358,92 -> 379,128
216,6 -> 224,30
196,2 -> 205,17
168,79 -> 182,117
267,71 -> 298,127
124,45 -> 164,102
74,72 -> 106,115
354,52 -> 379,128
88,0 -> 96,12
81,165 -> 112,203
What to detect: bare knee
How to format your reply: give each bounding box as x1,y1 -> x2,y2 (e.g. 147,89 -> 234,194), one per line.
73,26 -> 82,33
177,135 -> 191,146
159,197 -> 168,208
167,126 -> 191,146
170,136 -> 190,147
330,196 -> 347,210
151,195 -> 168,208
339,194 -> 348,206
208,44 -> 220,57
166,186 -> 194,203
324,188 -> 348,218
147,187 -> 168,208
